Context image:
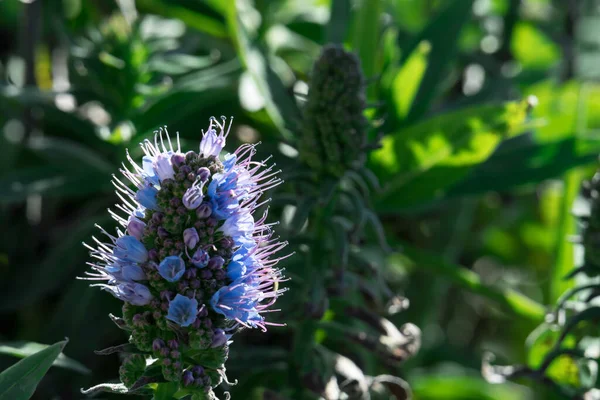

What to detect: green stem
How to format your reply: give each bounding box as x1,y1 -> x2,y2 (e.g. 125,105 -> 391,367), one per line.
395,243 -> 547,323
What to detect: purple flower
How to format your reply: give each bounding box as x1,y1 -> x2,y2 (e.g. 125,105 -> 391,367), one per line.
182,179 -> 205,210
190,248 -> 209,268
199,116 -> 230,157
103,282 -> 152,306
114,236 -> 148,264
154,153 -> 175,181
158,255 -> 186,282
167,294 -> 198,327
183,228 -> 199,249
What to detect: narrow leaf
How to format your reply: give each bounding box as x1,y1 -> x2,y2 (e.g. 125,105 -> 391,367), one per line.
0,341 -> 89,375
0,339 -> 68,400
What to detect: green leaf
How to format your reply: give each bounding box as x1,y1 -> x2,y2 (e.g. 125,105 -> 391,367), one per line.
370,101 -> 529,211
399,0 -> 474,124
225,0 -> 302,142
392,243 -> 546,322
512,22 -> 560,70
0,166 -> 109,204
351,0 -> 382,91
0,341 -> 89,375
326,0 -> 350,44
527,325 -> 580,387
0,339 -> 67,400
389,41 -> 429,121
550,168 -> 587,303
187,346 -> 228,370
152,382 -> 179,400
447,136 -> 599,197
136,0 -> 228,38
412,373 -> 531,400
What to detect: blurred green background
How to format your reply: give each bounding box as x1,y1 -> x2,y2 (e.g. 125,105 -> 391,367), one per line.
1,0 -> 600,399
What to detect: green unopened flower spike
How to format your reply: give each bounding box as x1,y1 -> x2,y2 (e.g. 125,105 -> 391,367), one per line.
299,44 -> 369,177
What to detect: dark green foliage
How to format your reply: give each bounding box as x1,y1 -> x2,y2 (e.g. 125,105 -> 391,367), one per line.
2,1 -> 600,399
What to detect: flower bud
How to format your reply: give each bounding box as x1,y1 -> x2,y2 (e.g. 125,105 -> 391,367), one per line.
183,370 -> 194,386
148,249 -> 158,261
152,339 -> 165,352
196,203 -> 212,219
197,167 -> 211,182
171,153 -> 185,168
157,227 -> 169,240
211,329 -> 228,348
183,227 -> 200,249
127,217 -> 146,240
191,248 -> 210,268
192,365 -> 205,376
207,256 -> 225,270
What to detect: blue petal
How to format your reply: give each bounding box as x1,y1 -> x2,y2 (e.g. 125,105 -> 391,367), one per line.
167,294 -> 198,327
158,256 -> 185,282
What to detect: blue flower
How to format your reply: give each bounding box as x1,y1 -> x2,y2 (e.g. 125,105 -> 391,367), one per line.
210,283 -> 263,327
103,282 -> 153,306
158,255 -> 186,282
135,183 -> 159,210
167,294 -> 198,327
220,212 -> 255,247
141,155 -> 159,185
121,263 -> 146,281
226,247 -> 258,281
222,153 -> 237,171
114,236 -> 148,264
207,172 -> 240,220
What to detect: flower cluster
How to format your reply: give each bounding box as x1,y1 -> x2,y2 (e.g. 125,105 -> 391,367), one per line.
83,117 -> 288,396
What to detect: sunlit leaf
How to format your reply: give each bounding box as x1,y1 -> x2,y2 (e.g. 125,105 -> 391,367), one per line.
370,101 -> 529,211
397,0 -> 474,124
